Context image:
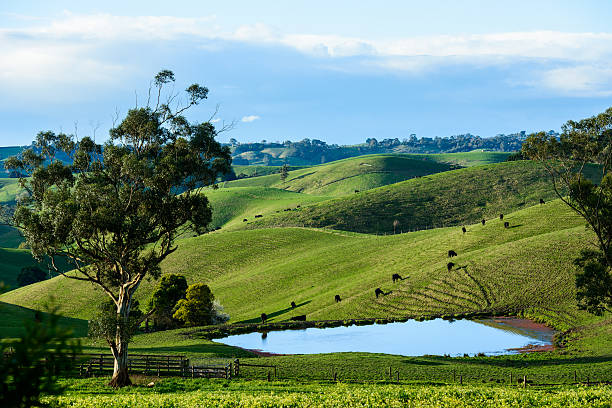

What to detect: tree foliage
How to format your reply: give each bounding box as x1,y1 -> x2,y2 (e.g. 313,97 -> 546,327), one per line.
148,274 -> 188,329
17,266 -> 47,287
173,283 -> 215,327
0,307 -> 81,408
5,70 -> 231,387
522,107 -> 612,314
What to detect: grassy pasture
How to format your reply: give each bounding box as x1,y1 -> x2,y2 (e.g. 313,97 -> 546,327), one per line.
2,200 -> 607,345
242,161 -> 571,234
225,154 -> 457,196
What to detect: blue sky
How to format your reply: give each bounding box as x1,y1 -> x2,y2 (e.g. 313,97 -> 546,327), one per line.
1,1 -> 612,146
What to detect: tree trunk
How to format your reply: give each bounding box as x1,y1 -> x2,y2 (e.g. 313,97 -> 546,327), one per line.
108,289 -> 132,387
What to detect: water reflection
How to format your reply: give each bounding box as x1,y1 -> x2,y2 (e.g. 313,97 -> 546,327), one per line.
218,318 -> 554,357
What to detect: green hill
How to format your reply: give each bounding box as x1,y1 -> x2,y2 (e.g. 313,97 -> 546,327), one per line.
226,154 -> 457,196
0,247 -> 54,289
205,187 -> 328,230
2,199 -> 605,340
240,161 -> 570,234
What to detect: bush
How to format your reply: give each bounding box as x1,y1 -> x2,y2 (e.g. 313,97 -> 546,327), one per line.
17,266 -> 47,287
148,274 -> 188,330
173,283 -> 229,327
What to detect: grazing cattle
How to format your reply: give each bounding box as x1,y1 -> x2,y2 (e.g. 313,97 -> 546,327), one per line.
291,301 -> 297,308
540,198 -> 545,205
375,288 -> 384,298
354,189 -> 360,193
481,219 -> 486,226
243,218 -> 248,222
447,262 -> 455,272
499,214 -> 504,220
392,273 -> 402,282
261,313 -> 267,323
461,226 -> 467,234
255,214 -> 263,218
504,221 -> 509,228
448,250 -> 457,258
296,205 -> 301,208
335,294 -> 341,302
290,315 -> 306,321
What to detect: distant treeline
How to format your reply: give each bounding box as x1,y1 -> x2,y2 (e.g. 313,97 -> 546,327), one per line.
1,130 -> 557,175
230,131 -> 557,166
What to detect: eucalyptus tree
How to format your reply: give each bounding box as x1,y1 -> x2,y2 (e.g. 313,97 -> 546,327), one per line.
522,107 -> 612,315
5,70 -> 231,387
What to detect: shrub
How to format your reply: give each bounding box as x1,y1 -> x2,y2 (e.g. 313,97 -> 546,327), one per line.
173,283 -> 228,327
17,266 -> 47,287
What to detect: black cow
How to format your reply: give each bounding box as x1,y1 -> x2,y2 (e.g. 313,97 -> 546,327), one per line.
504,221 -> 509,228
243,218 -> 248,222
447,262 -> 455,272
290,315 -> 306,321
335,294 -> 341,302
540,198 -> 545,205
354,189 -> 360,193
461,226 -> 467,234
261,313 -> 267,323
375,288 -> 384,298
291,301 -> 297,308
448,250 -> 457,258
296,205 -> 301,208
255,214 -> 263,218
392,273 -> 402,282
499,214 -> 504,220
481,219 -> 486,226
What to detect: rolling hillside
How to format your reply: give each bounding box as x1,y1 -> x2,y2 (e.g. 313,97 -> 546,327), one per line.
225,154 -> 457,196
2,199 -> 606,345
240,161 -> 565,234
205,187 -> 328,230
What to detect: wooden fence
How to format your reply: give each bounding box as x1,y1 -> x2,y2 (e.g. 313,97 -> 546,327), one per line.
78,353 -> 189,377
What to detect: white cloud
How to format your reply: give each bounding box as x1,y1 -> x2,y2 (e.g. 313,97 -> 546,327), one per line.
538,65 -> 612,96
3,12 -> 612,95
241,115 -> 260,123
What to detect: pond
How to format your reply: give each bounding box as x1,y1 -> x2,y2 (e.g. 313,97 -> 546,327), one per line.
217,317 -> 555,357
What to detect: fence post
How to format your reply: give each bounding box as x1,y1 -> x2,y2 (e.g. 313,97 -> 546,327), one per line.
396,370 -> 399,383
574,370 -> 577,383
267,371 -> 271,382
523,375 -> 526,388
234,359 -> 240,377
99,354 -> 103,375
510,373 -> 512,385
459,375 -> 462,385
192,366 -> 195,378
388,366 -> 392,380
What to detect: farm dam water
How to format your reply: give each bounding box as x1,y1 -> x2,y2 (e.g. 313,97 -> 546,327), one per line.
216,317 -> 555,357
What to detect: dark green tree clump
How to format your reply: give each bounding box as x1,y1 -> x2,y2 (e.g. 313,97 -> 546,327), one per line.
5,70 -> 231,387
523,107 -> 612,314
173,283 -> 215,327
279,163 -> 290,183
17,266 -> 47,287
148,274 -> 188,329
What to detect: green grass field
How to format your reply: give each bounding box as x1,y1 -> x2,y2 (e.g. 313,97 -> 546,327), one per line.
225,154 -> 457,196
204,186 -> 329,230
242,160 -> 564,234
2,200 -> 609,349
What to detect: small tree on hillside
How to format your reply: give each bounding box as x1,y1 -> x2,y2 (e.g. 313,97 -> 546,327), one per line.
148,274 -> 188,330
279,163 -> 289,183
17,265 -> 47,287
522,107 -> 612,314
5,70 -> 232,387
173,283 -> 215,326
